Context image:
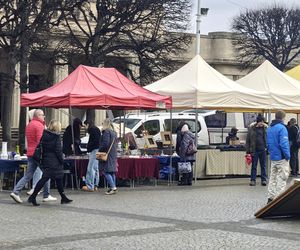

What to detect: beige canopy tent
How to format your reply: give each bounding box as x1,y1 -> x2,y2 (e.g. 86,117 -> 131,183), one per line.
145,55 -> 271,111
237,60 -> 300,112
286,65 -> 300,81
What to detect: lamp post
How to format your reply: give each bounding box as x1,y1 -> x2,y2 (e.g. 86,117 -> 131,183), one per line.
195,0 -> 209,55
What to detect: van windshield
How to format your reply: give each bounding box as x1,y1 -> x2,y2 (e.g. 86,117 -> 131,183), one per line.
164,119 -> 201,133
112,118 -> 141,129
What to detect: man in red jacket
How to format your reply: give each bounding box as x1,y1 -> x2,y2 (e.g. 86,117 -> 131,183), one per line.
10,109 -> 56,203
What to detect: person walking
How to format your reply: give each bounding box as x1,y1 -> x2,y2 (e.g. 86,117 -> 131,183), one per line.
28,120 -> 73,206
266,110 -> 290,204
288,118 -> 299,177
246,114 -> 268,186
82,120 -> 101,192
10,109 -> 56,203
178,124 -> 196,185
99,119 -> 118,195
26,109 -> 44,196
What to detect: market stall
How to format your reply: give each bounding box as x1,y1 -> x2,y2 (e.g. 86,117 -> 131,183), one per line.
20,65 -> 172,188
145,55 -> 272,179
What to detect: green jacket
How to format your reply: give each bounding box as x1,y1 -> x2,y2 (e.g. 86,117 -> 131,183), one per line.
246,122 -> 268,154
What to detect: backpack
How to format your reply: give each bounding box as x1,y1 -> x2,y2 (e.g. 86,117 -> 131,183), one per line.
186,139 -> 197,155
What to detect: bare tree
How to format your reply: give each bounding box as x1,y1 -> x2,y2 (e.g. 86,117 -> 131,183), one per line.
60,0 -> 192,83
58,0 -> 192,120
0,0 -> 62,150
232,6 -> 300,70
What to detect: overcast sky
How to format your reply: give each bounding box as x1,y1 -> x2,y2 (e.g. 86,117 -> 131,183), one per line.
189,0 -> 300,34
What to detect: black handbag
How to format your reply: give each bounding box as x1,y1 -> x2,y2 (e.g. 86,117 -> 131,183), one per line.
32,135 -> 43,164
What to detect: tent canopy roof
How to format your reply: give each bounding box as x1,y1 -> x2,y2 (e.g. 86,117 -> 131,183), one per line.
237,60 -> 300,111
145,55 -> 271,111
286,65 -> 300,81
21,65 -> 172,110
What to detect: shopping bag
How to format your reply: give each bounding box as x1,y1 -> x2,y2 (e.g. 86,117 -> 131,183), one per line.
245,154 -> 252,166
96,152 -> 108,161
178,162 -> 192,174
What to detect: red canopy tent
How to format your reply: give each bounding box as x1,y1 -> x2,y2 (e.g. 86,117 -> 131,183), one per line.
21,65 -> 172,109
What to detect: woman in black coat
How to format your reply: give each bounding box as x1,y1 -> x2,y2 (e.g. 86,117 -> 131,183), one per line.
28,120 -> 72,206
178,124 -> 196,186
62,118 -> 83,156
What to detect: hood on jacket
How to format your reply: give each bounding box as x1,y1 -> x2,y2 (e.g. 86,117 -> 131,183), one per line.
249,121 -> 268,128
43,129 -> 60,142
270,119 -> 284,127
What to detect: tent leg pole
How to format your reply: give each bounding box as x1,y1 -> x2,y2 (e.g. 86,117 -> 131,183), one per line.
69,106 -> 79,190
194,108 -> 198,184
169,108 -> 173,186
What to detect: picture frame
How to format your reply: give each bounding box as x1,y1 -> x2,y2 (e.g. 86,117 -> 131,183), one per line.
160,131 -> 172,145
144,135 -> 157,148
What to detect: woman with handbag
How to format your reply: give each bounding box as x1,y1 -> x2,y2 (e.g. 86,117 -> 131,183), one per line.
178,124 -> 196,186
28,120 -> 73,206
99,118 -> 118,195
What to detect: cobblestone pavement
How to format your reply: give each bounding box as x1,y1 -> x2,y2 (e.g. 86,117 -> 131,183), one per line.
0,178 -> 299,250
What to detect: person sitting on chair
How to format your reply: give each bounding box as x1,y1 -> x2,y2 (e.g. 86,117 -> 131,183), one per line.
226,127 -> 239,145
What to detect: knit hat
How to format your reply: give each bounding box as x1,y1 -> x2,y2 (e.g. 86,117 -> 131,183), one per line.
256,114 -> 264,123
181,124 -> 189,132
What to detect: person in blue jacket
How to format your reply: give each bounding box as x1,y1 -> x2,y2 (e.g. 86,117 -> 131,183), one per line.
266,110 -> 290,204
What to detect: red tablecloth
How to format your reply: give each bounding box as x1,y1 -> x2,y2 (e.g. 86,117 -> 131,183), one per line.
134,158 -> 159,178
71,157 -> 159,179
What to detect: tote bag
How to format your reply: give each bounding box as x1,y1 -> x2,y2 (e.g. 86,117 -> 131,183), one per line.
178,161 -> 192,174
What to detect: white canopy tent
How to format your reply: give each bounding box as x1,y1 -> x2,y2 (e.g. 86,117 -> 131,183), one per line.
145,55 -> 271,111
237,60 -> 300,112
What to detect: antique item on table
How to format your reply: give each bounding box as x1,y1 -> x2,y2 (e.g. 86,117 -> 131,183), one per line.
229,139 -> 240,146
1,141 -> 8,159
144,135 -> 157,148
178,161 -> 192,174
160,131 -> 172,145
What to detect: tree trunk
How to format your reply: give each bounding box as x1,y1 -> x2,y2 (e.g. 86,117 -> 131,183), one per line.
18,37 -> 30,154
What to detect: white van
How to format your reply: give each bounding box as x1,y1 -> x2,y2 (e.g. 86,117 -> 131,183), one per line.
113,112 -> 209,147
200,111 -> 259,144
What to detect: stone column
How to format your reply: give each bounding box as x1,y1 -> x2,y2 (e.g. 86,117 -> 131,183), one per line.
12,63 -> 20,127
94,63 -> 106,126
53,63 -> 69,128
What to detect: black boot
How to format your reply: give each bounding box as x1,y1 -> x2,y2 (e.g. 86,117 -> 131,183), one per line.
61,193 -> 73,204
28,196 -> 40,206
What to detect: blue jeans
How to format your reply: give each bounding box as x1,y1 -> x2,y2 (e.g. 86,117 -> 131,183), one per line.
104,172 -> 116,189
289,146 -> 299,176
13,157 -> 50,198
85,149 -> 99,190
251,150 -> 267,182
32,167 -> 42,188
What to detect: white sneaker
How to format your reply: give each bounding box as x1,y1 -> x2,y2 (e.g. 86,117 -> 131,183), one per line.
27,189 -> 42,195
10,193 -> 23,203
42,195 -> 57,202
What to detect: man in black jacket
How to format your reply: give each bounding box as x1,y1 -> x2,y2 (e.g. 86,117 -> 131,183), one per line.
82,120 -> 101,191
288,118 -> 299,177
